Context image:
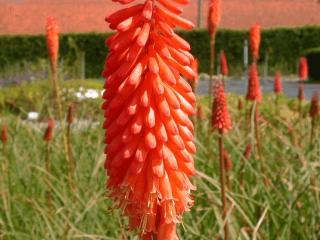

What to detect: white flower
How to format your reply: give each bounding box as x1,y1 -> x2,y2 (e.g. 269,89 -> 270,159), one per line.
85,89 -> 99,99
75,92 -> 85,100
28,112 -> 39,120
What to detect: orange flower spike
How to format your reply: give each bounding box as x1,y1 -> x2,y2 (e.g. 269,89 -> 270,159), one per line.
299,57 -> 309,81
211,80 -> 232,133
244,144 -> 252,160
46,17 -> 59,73
249,24 -> 261,62
246,63 -> 262,102
103,0 -> 196,239
220,50 -> 229,76
1,125 -> 8,144
208,0 -> 221,36
274,71 -> 283,94
310,92 -> 319,119
44,119 -> 55,142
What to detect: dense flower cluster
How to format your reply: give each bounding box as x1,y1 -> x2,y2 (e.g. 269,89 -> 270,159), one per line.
299,57 -> 308,81
274,71 -> 283,94
220,50 -> 229,76
46,17 -> 59,72
102,0 -> 197,239
310,92 -> 319,119
246,63 -> 262,102
44,119 -> 55,142
208,0 -> 221,36
211,80 -> 232,132
244,144 -> 252,160
1,125 -> 8,144
249,24 -> 261,62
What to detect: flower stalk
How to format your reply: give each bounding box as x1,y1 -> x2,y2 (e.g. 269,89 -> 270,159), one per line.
46,17 -> 74,191
43,119 -> 55,211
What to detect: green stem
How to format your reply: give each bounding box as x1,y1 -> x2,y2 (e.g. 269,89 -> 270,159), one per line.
219,130 -> 229,240
52,68 -> 74,191
208,34 -> 216,110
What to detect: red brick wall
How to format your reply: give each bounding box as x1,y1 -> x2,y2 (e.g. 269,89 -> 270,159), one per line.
1,0 -> 320,35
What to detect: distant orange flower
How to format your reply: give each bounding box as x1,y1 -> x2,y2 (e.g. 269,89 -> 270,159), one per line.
46,17 -> 59,73
274,71 -> 283,94
103,1 -> 196,239
220,50 -> 229,76
208,0 -> 221,36
246,63 -> 262,102
310,92 -> 319,119
244,144 -> 252,160
299,57 -> 308,81
1,125 -> 8,144
212,80 -> 232,132
44,119 -> 55,142
250,24 -> 261,62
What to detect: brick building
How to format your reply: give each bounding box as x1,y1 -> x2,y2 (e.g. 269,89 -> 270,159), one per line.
0,0 -> 320,35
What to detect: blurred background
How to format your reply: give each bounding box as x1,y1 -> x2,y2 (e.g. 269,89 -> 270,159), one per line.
1,0 -> 320,85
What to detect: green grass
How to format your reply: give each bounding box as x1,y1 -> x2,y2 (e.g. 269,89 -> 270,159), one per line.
0,81 -> 319,239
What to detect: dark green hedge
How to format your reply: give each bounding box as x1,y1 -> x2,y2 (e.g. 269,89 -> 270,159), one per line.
1,26 -> 320,78
305,48 -> 320,81
0,33 -> 109,78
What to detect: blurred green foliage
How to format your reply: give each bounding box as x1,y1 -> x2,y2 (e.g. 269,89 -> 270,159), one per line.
0,79 -> 103,118
1,26 -> 320,78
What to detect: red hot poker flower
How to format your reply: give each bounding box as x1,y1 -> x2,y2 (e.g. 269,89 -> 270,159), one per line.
299,57 -> 308,81
310,92 -> 319,119
249,24 -> 261,62
1,125 -> 8,144
244,144 -> 252,160
46,17 -> 59,73
220,50 -> 229,76
211,80 -> 232,133
208,0 -> 221,36
246,63 -> 262,102
44,119 -> 55,142
274,71 -> 283,94
103,1 -> 196,239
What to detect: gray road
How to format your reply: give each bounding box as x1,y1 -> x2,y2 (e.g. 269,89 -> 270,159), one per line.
197,79 -> 320,100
